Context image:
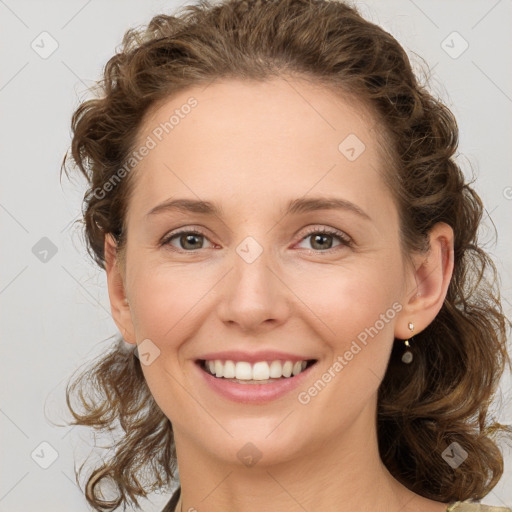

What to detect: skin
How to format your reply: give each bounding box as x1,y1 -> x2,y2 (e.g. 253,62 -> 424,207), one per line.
104,77 -> 454,512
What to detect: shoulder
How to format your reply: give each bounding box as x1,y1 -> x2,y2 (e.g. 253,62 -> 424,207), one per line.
447,501 -> 512,512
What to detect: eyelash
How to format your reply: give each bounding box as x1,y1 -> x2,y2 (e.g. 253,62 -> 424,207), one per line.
160,226 -> 353,253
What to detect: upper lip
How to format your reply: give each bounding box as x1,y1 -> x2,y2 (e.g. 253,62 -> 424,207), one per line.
196,350 -> 317,364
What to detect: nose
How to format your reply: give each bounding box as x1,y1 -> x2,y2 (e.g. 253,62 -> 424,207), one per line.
216,241 -> 290,333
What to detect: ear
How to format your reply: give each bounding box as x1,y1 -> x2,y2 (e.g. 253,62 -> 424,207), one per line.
395,222 -> 455,339
104,233 -> 136,344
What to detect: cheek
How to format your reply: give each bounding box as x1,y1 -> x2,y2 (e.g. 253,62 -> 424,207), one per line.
290,262 -> 401,346
127,263 -> 212,417
128,262 -> 213,342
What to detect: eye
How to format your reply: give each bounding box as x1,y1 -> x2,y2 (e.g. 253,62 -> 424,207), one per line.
160,226 -> 352,253
161,228 -> 214,252
296,226 -> 352,252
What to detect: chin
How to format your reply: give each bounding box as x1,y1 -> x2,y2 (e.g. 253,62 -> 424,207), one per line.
204,431 -> 310,469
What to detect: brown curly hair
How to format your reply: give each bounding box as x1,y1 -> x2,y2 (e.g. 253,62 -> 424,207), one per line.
60,0 -> 512,510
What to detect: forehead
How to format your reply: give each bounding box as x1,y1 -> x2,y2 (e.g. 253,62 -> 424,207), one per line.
128,77 -> 395,223
137,77 -> 379,156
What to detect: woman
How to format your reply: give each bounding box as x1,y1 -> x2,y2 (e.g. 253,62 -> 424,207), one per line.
61,0 -> 512,511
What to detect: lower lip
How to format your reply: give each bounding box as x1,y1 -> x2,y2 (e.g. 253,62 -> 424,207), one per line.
195,360 -> 317,404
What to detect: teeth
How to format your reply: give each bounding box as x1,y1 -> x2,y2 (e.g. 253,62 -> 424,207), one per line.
269,360 -> 282,378
204,359 -> 310,380
282,361 -> 293,377
251,362 -> 269,380
235,362 -> 253,380
223,360 -> 236,378
292,361 -> 303,376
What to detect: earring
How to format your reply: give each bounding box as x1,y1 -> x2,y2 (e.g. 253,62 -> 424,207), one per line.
401,322 -> 414,364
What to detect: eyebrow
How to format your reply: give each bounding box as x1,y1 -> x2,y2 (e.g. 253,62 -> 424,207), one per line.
145,196 -> 371,221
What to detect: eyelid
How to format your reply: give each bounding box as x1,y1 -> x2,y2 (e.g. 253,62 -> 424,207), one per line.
298,225 -> 352,243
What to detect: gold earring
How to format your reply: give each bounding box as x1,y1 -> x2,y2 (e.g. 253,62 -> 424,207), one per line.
401,322 -> 414,364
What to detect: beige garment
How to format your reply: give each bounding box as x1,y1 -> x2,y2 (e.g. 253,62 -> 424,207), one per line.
173,497 -> 511,512
447,502 -> 512,512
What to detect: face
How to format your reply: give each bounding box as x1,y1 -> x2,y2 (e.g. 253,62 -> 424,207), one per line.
111,77 -> 416,467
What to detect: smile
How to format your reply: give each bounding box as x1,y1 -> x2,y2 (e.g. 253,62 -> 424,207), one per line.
194,358 -> 318,403
200,358 -> 316,382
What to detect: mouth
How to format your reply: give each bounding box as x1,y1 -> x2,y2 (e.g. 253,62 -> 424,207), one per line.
195,358 -> 318,384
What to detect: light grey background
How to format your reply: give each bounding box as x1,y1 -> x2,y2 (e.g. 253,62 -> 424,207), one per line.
1,0 -> 511,510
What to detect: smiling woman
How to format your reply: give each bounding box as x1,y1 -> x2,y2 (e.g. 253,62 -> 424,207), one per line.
60,1 -> 512,512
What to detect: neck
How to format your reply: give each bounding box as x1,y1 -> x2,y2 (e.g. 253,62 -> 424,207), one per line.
172,396 -> 427,512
